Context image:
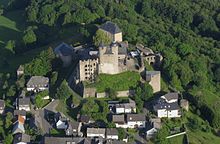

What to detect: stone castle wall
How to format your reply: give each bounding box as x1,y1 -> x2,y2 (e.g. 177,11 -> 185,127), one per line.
79,59 -> 99,81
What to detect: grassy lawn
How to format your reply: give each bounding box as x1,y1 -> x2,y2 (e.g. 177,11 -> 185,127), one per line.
86,71 -> 140,92
169,135 -> 184,144
35,90 -> 50,108
0,10 -> 25,46
50,128 -> 65,136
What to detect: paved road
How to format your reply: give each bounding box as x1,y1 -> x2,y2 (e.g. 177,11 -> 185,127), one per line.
31,100 -> 61,134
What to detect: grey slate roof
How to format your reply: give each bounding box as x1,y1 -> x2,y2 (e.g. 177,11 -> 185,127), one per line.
14,110 -> 26,116
0,100 -> 5,108
162,92 -> 179,101
154,99 -> 180,110
100,21 -> 121,34
112,115 -> 125,124
106,128 -> 118,136
18,97 -> 30,106
13,133 -> 30,144
27,76 -> 49,87
17,65 -> 24,71
87,128 -> 105,135
44,137 -> 92,144
126,114 -> 145,122
54,42 -> 73,56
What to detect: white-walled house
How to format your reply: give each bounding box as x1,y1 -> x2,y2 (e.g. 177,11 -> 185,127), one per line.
56,117 -> 68,129
112,114 -> 146,129
126,114 -> 146,128
146,118 -> 161,138
115,99 -> 136,114
26,76 -> 49,92
18,97 -> 30,111
154,93 -> 181,118
87,128 -> 106,138
106,128 -> 119,140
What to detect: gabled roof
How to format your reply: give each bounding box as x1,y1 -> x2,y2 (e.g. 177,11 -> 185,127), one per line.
27,76 -> 49,87
17,65 -> 24,71
13,133 -> 30,143
87,128 -> 105,135
106,128 -> 118,136
161,92 -> 179,101
112,115 -> 125,124
44,137 -> 92,144
18,115 -> 25,124
126,114 -> 145,122
18,97 -> 30,106
100,21 -> 121,34
154,99 -> 180,110
54,42 -> 73,56
14,110 -> 26,117
12,122 -> 25,134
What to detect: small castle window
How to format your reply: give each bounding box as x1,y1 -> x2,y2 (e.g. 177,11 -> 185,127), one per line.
85,69 -> 88,71
93,63 -> 96,66
85,77 -> 88,79
85,65 -> 88,68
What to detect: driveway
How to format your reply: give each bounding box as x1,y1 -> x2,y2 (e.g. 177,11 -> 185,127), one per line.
31,99 -> 62,134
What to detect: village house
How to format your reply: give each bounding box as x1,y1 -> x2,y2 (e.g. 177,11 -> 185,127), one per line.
0,99 -> 5,114
56,116 -> 68,129
12,115 -> 25,134
115,99 -> 136,114
26,76 -> 49,92
44,137 -> 92,144
146,118 -> 161,139
18,97 -> 30,111
87,128 -> 106,138
154,92 -> 181,118
13,133 -> 30,144
106,128 -> 119,140
16,65 -> 24,77
54,42 -> 74,67
126,114 -> 146,129
112,115 -> 126,128
113,114 -> 146,129
99,21 -> 122,43
14,110 -> 26,119
65,121 -> 82,137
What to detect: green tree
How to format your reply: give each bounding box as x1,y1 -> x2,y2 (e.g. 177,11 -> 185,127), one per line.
3,134 -> 13,144
93,29 -> 111,47
5,112 -> 13,129
141,83 -> 153,101
6,85 -> 16,97
118,128 -> 126,140
23,29 -> 37,45
106,88 -> 117,100
55,80 -> 72,99
80,99 -> 99,115
5,40 -> 15,54
155,126 -> 169,144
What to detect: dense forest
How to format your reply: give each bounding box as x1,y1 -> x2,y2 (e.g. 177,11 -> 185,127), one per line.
1,0 -> 220,143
